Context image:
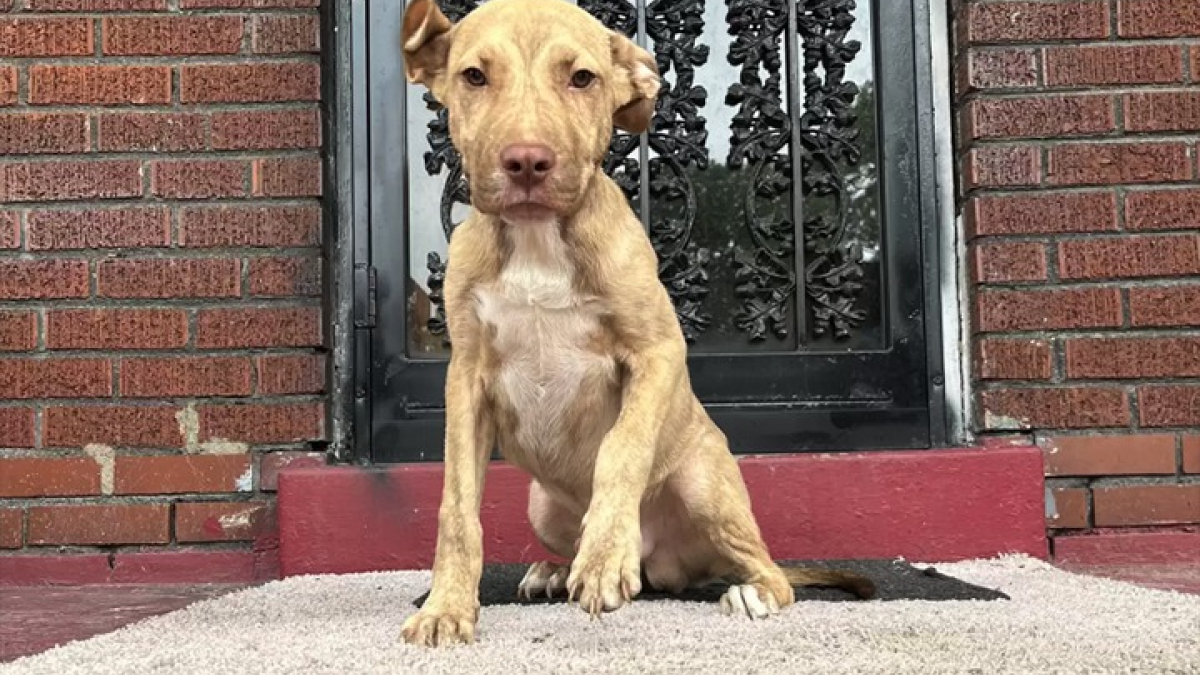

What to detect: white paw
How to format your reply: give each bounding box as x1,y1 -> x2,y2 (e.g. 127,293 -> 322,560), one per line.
518,562 -> 570,600
719,584 -> 779,619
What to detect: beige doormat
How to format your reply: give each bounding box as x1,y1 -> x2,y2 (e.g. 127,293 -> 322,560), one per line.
3,556 -> 1198,675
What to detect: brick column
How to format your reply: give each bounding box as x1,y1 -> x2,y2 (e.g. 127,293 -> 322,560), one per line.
954,0 -> 1200,547
0,0 -> 327,580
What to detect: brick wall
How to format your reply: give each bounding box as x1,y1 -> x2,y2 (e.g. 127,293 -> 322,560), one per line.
0,0 -> 327,580
955,0 -> 1200,544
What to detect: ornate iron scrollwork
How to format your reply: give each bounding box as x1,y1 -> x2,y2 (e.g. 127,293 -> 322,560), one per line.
726,0 -> 867,342
797,0 -> 867,340
725,0 -> 795,342
645,0 -> 713,342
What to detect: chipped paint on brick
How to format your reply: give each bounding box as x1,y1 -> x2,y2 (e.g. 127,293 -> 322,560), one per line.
234,466 -> 253,492
984,410 -> 1029,430
218,509 -> 254,531
177,403 -> 249,455
82,444 -> 115,496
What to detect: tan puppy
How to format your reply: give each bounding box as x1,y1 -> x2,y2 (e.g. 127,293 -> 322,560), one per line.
399,0 -> 875,647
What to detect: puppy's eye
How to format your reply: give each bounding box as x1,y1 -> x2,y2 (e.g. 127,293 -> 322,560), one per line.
569,69 -> 596,89
462,67 -> 487,87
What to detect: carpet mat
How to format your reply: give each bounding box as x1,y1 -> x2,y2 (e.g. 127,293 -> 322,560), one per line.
414,559 -> 1010,607
4,556 -> 1198,675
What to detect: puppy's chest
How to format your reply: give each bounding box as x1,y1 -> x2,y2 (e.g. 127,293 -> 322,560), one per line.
472,243 -> 620,453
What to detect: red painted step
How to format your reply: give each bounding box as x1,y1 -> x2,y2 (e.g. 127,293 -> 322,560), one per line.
277,446 -> 1048,576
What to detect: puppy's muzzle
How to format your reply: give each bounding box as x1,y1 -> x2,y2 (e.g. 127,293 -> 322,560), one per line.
501,143 -> 557,189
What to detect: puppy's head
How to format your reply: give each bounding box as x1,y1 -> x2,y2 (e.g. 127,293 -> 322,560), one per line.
402,0 -> 660,223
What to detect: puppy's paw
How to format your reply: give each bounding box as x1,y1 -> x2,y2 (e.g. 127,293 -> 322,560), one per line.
566,526 -> 641,616
400,603 -> 478,647
719,583 -> 790,620
518,561 -> 570,600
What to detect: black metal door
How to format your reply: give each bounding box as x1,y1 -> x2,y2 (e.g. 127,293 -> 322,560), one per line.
354,0 -> 947,462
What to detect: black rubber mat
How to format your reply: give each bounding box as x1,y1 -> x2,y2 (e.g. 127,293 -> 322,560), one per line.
413,559 -> 1009,607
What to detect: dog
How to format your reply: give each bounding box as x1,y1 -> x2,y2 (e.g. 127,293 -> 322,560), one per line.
399,0 -> 876,647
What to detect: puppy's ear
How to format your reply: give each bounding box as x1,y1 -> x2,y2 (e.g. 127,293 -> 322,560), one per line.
402,0 -> 455,87
610,32 -> 661,134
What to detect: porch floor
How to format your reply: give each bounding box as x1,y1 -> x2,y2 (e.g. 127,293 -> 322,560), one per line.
2,563 -> 1198,664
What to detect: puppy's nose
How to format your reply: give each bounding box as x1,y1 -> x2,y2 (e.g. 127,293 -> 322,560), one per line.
500,144 -> 556,188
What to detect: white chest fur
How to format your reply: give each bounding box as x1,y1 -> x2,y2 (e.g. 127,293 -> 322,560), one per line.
473,222 -> 618,456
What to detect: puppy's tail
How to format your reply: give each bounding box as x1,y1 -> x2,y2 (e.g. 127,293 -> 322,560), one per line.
782,566 -> 877,600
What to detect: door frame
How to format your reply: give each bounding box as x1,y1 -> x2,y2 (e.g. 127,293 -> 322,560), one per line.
320,0 -> 969,462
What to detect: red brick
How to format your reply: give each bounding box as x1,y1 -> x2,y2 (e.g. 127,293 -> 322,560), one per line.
253,15 -> 319,54
97,113 -> 205,152
964,96 -> 1114,140
98,258 -> 241,299
253,157 -> 322,197
0,68 -> 14,106
1118,0 -> 1200,37
1139,386 -> 1200,427
1043,434 -> 1178,476
0,508 -> 21,549
211,109 -> 320,150
0,358 -> 111,399
0,211 -> 14,249
1047,487 -> 1088,528
1126,189 -> 1200,231
28,208 -> 169,250
27,504 -> 170,545
1183,436 -> 1200,474
1129,285 -> 1200,328
1067,337 -> 1200,379
0,160 -> 142,202
0,113 -> 88,155
0,259 -> 88,300
259,450 -> 323,490
175,501 -> 270,542
197,307 -> 322,348
152,160 -> 247,199
981,386 -> 1129,429
115,454 -> 251,495
0,18 -> 93,57
971,241 -> 1047,284
180,63 -> 320,103
103,16 -> 242,55
29,66 -> 171,106
975,288 -> 1123,332
122,356 -> 253,397
964,145 -> 1041,189
257,354 -> 325,395
956,49 -> 1037,93
29,0 -> 165,9
0,407 -> 35,447
249,256 -> 321,297
181,0 -> 317,7
976,338 -> 1052,381
965,2 -> 1109,43
44,405 -> 181,448
1093,485 -> 1200,527
0,458 -> 100,498
1059,235 -> 1200,280
1046,142 -> 1192,186
200,402 -> 323,444
47,309 -> 188,350
180,205 -> 321,248
968,191 -> 1116,236
1044,45 -> 1183,87
1124,92 -> 1200,133
0,312 -> 37,351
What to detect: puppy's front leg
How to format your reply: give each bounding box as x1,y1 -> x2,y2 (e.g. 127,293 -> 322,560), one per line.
567,341 -> 685,616
401,352 -> 494,647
